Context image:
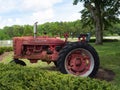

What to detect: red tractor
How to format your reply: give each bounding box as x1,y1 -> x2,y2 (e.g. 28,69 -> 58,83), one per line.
11,22 -> 99,77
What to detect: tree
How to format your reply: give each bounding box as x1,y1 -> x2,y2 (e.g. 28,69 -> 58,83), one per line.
3,26 -> 14,39
23,25 -> 33,36
0,30 -> 9,40
12,25 -> 24,37
73,0 -> 120,44
110,24 -> 120,35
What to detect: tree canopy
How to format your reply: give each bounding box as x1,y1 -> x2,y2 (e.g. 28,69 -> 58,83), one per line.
73,0 -> 120,44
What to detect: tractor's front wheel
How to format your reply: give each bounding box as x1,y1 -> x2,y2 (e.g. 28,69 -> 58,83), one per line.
57,42 -> 99,77
10,59 -> 26,66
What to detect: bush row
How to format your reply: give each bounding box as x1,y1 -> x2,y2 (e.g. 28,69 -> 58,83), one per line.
0,63 -> 117,90
89,38 -> 119,43
0,47 -> 13,55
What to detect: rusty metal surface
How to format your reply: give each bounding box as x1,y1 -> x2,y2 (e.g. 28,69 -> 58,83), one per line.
13,34 -> 89,63
13,36 -> 65,63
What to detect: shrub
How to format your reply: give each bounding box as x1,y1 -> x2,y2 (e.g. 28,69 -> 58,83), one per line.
0,49 -> 4,55
0,63 -> 117,90
90,38 -> 119,43
0,47 -> 13,55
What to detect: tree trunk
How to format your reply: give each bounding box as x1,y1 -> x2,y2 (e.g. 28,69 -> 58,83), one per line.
95,2 -> 103,45
85,2 -> 103,45
95,17 -> 103,45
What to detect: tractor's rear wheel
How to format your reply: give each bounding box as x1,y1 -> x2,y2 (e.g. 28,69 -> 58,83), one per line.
53,61 -> 58,67
10,59 -> 26,66
57,42 -> 99,77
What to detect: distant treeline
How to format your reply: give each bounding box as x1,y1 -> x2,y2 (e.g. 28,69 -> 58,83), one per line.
0,20 -> 120,40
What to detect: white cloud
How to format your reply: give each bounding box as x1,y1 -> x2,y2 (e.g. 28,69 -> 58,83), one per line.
21,0 -> 48,11
30,9 -> 54,24
66,13 -> 81,21
0,0 -> 62,12
0,18 -> 16,28
21,0 -> 61,11
0,0 -> 62,28
0,0 -> 83,29
0,0 -> 18,13
7,18 -> 13,22
0,16 -> 2,20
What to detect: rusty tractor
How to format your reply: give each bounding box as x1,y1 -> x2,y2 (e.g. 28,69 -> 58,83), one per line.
11,22 -> 99,77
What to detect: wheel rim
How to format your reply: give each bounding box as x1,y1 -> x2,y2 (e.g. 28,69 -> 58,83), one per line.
65,48 -> 94,77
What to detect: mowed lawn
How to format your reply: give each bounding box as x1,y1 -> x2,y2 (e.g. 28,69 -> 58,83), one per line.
92,41 -> 120,88
1,41 -> 120,88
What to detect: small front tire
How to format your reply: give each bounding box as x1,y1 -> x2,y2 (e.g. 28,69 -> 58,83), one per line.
10,59 -> 26,66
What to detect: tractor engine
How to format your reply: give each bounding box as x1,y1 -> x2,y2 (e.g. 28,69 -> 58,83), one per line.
13,22 -> 65,63
13,36 -> 65,63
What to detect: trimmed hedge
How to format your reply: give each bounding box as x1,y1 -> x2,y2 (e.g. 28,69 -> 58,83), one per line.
0,63 -> 117,90
0,47 -> 13,55
90,38 -> 119,43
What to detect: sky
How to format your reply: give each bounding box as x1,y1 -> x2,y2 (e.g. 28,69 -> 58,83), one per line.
0,0 -> 84,29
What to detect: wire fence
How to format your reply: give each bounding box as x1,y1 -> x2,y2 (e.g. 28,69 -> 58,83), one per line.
0,40 -> 13,47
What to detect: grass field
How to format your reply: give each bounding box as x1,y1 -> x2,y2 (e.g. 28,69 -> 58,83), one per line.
92,42 -> 120,88
0,41 -> 120,89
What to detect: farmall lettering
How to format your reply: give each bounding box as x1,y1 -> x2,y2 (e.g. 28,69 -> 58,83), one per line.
12,22 -> 100,77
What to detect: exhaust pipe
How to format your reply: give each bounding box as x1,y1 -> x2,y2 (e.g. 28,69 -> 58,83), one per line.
34,22 -> 38,38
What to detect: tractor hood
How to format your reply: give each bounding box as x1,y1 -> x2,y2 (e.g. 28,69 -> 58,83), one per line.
13,36 -> 65,45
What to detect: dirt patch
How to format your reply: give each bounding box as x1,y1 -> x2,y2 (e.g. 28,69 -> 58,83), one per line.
95,67 -> 115,82
0,52 -> 10,61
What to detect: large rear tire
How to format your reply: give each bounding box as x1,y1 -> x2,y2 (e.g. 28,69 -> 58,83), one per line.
57,42 -> 99,77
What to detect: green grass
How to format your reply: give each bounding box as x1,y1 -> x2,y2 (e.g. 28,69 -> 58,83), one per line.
1,41 -> 120,89
91,41 -> 120,88
0,52 -> 54,68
